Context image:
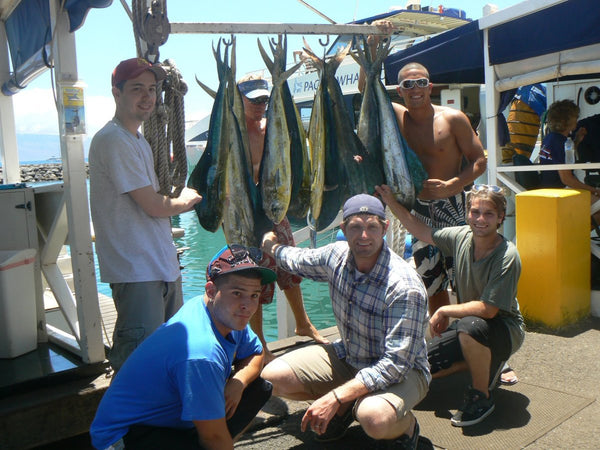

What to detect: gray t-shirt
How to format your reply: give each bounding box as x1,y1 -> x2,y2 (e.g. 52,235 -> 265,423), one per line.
89,119 -> 180,283
433,225 -> 525,353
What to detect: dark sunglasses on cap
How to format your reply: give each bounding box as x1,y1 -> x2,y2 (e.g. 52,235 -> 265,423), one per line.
229,244 -> 263,262
247,96 -> 269,105
399,78 -> 430,89
207,244 -> 263,280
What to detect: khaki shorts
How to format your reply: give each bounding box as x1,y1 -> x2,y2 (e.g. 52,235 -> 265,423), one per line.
279,344 -> 429,419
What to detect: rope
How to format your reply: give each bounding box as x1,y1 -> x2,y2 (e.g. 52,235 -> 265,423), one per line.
144,61 -> 188,197
131,0 -> 187,197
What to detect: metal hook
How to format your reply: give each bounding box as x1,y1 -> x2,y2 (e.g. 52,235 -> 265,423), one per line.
318,35 -> 330,47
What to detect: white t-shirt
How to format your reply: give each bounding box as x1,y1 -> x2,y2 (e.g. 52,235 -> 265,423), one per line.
89,119 -> 180,283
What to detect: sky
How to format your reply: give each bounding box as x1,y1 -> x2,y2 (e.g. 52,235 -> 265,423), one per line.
12,0 -> 525,139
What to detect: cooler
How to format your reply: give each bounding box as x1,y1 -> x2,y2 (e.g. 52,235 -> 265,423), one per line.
0,249 -> 38,358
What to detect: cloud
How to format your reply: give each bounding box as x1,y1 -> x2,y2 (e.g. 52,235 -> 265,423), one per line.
12,85 -> 211,138
12,87 -> 114,137
13,88 -> 58,134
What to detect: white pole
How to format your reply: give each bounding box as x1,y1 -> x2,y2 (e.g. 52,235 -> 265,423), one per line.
0,23 -> 20,184
49,0 -> 104,363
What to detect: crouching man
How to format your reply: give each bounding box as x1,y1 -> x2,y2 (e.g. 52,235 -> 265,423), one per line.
377,183 -> 525,427
90,245 -> 276,449
261,194 -> 430,449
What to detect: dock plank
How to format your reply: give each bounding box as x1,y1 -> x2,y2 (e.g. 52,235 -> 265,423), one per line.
0,365 -> 110,449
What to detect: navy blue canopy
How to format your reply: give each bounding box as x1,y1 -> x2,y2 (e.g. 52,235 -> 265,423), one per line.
487,0 -> 600,66
384,0 -> 600,87
3,0 -> 112,95
384,20 -> 483,85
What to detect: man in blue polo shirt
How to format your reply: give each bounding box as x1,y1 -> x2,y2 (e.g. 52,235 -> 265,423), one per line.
91,245 -> 276,450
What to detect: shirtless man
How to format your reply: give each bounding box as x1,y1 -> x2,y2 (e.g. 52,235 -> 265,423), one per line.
362,24 -> 487,315
397,62 -> 486,313
237,75 -> 328,362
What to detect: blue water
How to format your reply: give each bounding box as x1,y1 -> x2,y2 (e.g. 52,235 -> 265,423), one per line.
13,163 -> 337,343
96,210 -> 337,342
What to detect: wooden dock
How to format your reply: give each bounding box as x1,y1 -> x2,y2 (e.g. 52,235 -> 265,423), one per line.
0,291 -> 338,449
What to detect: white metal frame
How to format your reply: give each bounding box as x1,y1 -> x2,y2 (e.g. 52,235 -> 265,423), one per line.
480,0 -> 600,262
0,0 -> 104,363
480,0 -> 600,190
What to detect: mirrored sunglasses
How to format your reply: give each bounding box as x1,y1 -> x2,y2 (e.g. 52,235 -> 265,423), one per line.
247,96 -> 269,105
471,184 -> 503,193
399,78 -> 429,89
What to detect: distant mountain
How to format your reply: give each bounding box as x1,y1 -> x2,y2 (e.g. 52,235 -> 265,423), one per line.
14,134 -> 91,163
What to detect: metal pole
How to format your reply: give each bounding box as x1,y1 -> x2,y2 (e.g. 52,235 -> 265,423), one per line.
170,22 -> 386,36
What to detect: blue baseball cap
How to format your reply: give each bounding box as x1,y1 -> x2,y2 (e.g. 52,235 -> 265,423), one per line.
206,244 -> 276,285
342,194 -> 386,220
238,79 -> 270,99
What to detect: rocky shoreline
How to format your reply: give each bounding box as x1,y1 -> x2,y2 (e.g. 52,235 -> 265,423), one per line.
0,163 -> 89,183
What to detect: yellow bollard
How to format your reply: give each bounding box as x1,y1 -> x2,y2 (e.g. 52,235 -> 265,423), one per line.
516,189 -> 591,327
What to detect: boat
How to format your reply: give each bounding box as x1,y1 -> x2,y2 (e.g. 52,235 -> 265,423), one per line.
2,1 -> 600,446
288,4 -> 473,127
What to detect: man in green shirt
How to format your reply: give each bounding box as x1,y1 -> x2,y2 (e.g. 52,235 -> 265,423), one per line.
376,183 -> 524,428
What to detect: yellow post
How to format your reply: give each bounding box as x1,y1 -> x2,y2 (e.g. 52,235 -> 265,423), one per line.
515,189 -> 590,327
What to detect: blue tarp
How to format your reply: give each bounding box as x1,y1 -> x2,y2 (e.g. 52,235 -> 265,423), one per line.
3,0 -> 112,94
488,0 -> 600,66
384,20 -> 483,85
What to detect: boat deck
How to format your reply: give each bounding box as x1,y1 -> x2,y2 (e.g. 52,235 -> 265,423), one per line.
1,295 -> 598,449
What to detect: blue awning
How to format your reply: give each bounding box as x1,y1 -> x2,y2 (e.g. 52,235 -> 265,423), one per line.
487,0 -> 600,66
384,0 -> 600,88
384,20 -> 483,85
3,0 -> 112,95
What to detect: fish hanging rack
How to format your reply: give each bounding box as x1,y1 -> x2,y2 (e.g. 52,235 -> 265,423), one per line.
170,22 -> 388,36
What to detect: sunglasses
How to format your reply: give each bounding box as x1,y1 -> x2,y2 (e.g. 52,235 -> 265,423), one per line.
208,244 -> 263,279
246,96 -> 269,105
471,184 -> 503,193
229,244 -> 263,262
399,78 -> 430,89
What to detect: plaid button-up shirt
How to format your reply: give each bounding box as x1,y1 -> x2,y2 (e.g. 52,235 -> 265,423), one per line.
275,241 -> 431,392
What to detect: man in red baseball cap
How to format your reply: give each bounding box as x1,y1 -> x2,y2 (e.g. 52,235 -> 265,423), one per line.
89,58 -> 202,372
111,57 -> 166,88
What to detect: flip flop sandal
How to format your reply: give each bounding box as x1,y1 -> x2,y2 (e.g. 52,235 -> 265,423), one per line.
500,368 -> 519,385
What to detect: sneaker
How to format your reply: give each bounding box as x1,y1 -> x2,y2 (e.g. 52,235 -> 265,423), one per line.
373,418 -> 420,450
451,387 -> 495,427
314,406 -> 354,442
394,418 -> 420,450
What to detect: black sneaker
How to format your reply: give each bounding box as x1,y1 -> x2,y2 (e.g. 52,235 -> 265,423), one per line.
373,418 -> 420,449
394,418 -> 420,450
451,387 -> 495,427
314,406 -> 354,442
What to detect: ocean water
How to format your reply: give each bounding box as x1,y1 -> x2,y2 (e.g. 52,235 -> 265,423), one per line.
97,209 -> 337,343
11,152 -> 337,343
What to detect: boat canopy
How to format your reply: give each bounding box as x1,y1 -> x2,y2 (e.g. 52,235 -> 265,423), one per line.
1,0 -> 112,95
384,0 -> 600,90
384,20 -> 483,85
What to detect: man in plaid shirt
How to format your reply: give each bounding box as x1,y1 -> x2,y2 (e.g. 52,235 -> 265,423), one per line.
261,194 -> 430,449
